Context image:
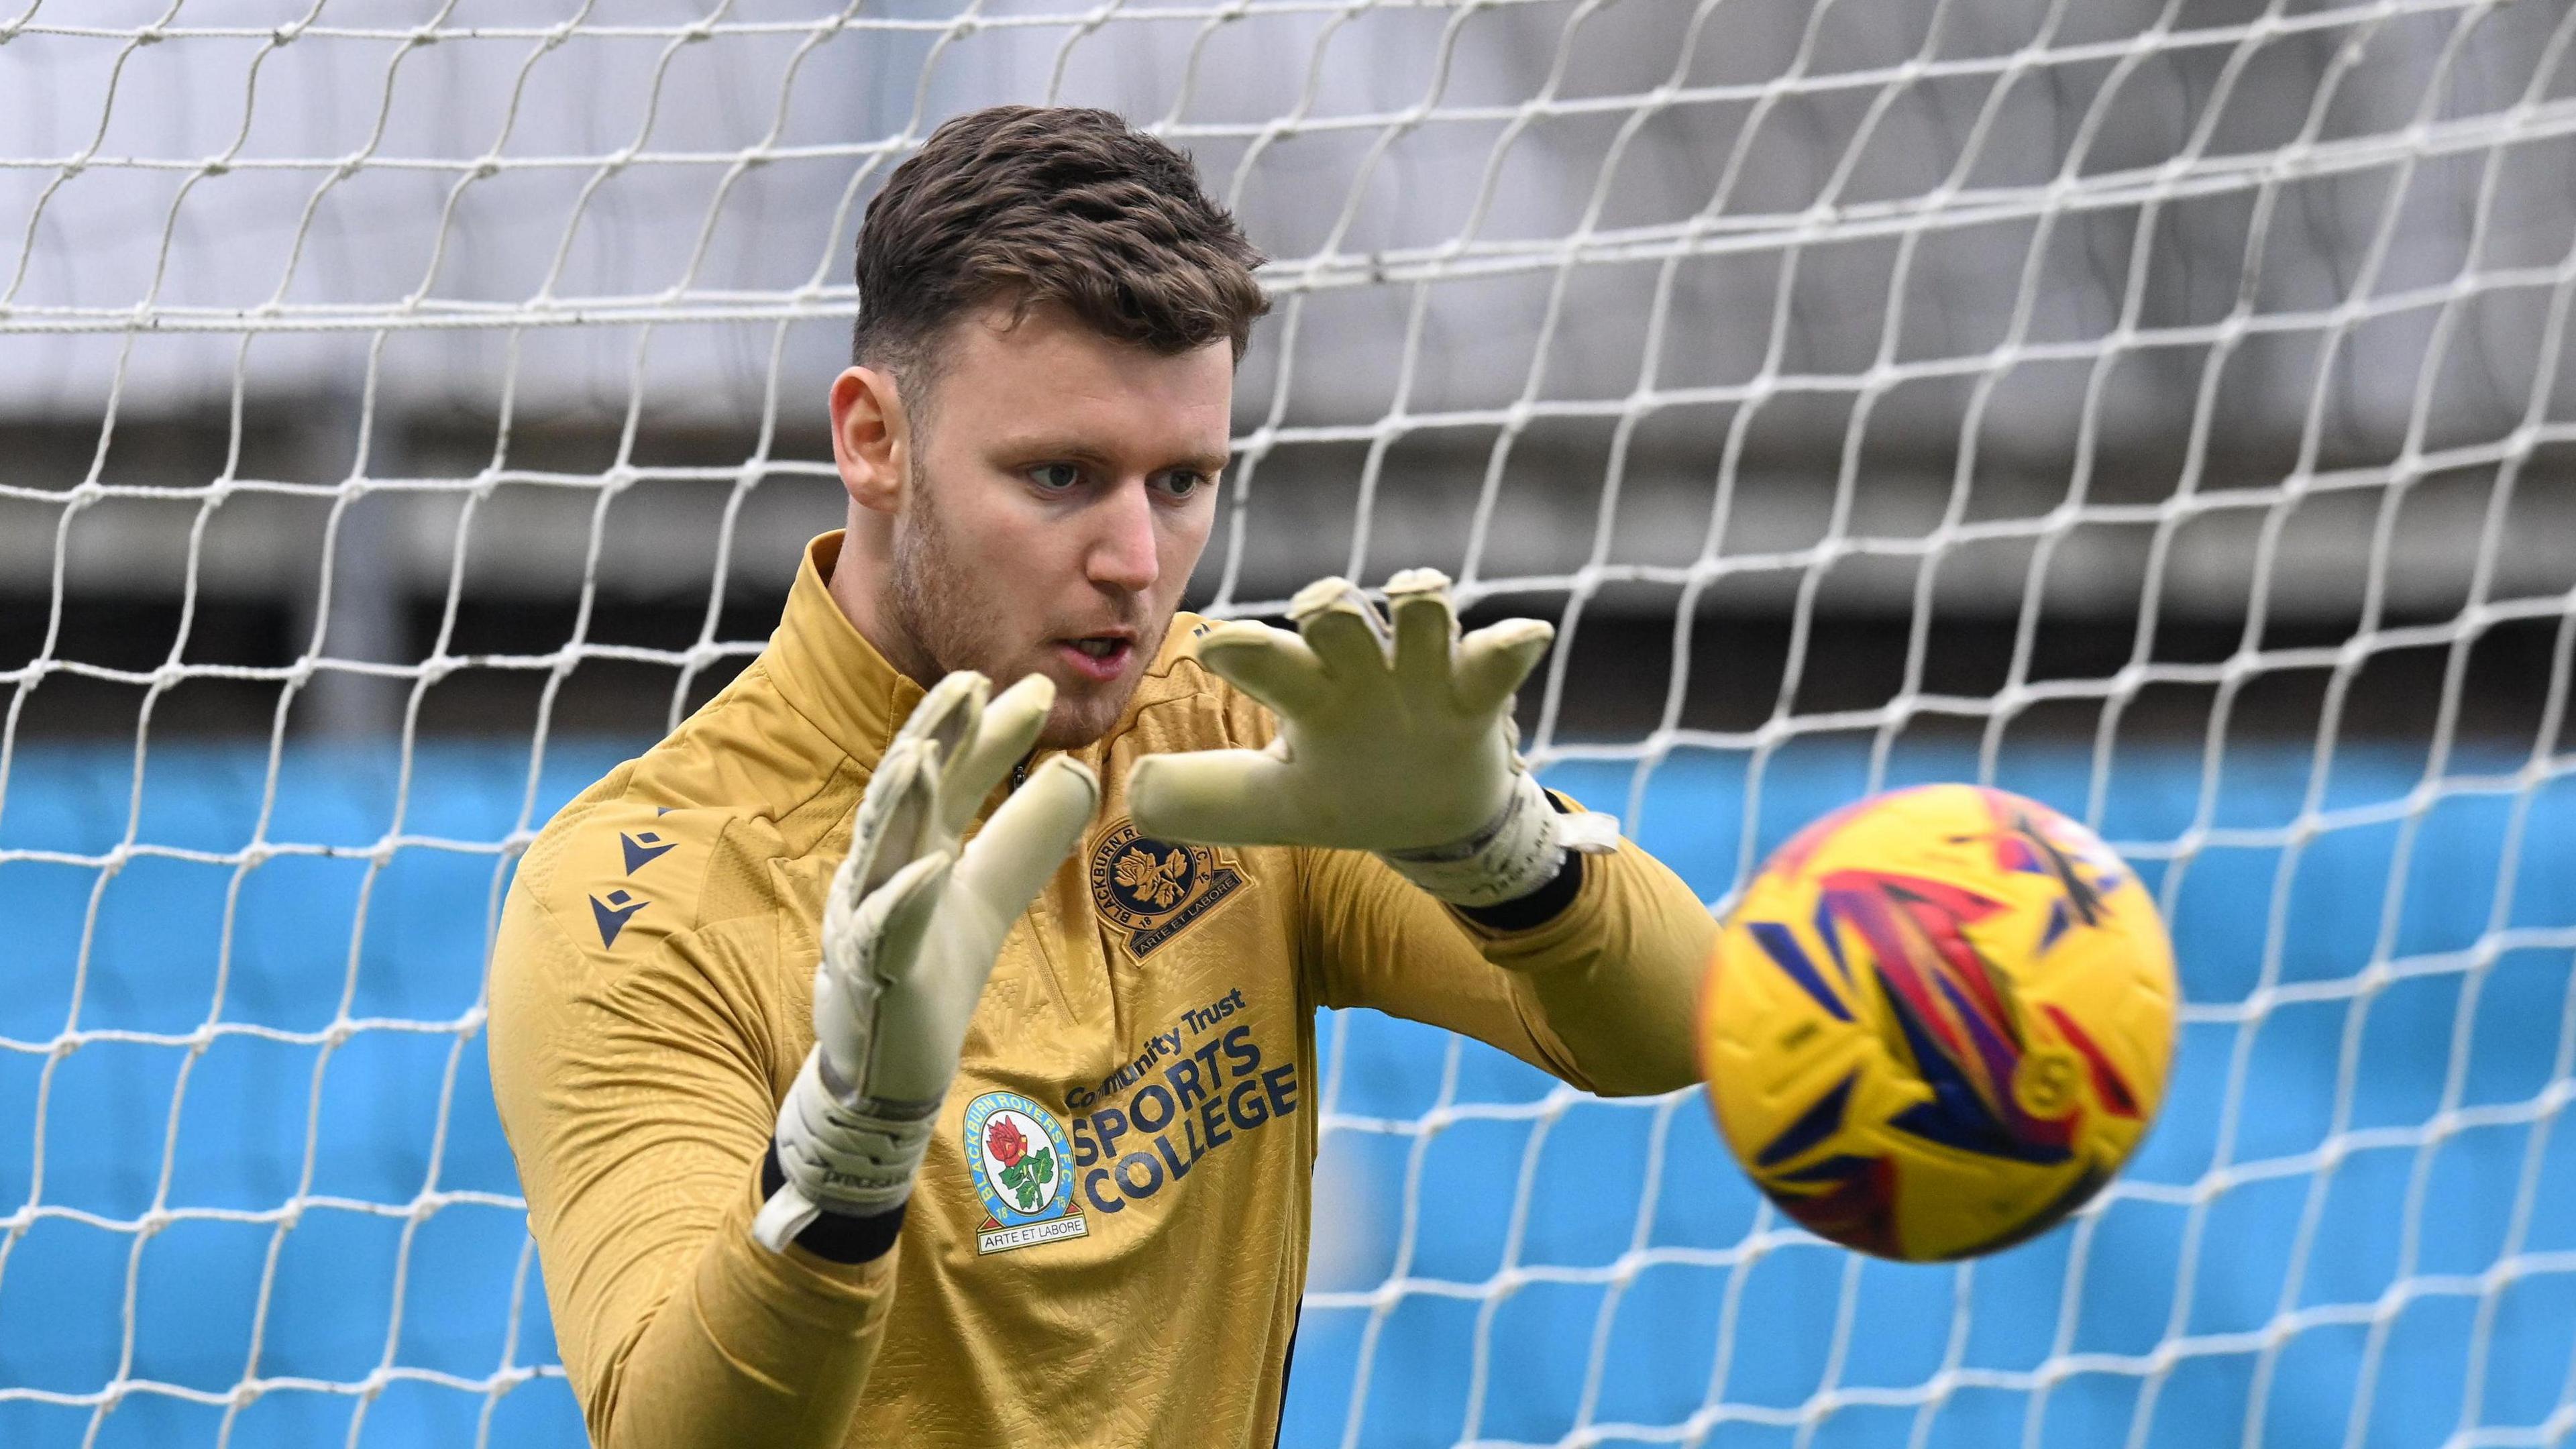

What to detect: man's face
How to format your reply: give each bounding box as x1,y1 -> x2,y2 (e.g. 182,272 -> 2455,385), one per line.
885,303 -> 1232,749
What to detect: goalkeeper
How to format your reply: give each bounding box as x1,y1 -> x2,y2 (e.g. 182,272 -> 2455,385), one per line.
488,105 -> 1715,1448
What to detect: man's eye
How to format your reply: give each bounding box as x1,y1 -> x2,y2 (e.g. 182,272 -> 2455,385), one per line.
1157,470 -> 1208,498
1029,464 -> 1081,492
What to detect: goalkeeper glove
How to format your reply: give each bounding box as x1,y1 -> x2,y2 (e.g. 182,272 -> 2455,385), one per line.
1126,569 -> 1616,909
753,670 -> 1097,1253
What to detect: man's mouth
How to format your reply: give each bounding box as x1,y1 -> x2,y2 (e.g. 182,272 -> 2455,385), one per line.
1056,635 -> 1134,682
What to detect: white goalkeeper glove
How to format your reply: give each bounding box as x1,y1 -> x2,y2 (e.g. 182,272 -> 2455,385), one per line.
1127,569 -> 1617,910
753,670 -> 1097,1253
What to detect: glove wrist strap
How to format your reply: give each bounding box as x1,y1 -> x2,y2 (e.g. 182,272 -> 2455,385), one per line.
1381,769 -> 1619,908
754,1047 -> 940,1254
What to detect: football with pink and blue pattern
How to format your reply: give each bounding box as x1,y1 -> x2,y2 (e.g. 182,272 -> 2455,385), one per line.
1698,785 -> 2178,1261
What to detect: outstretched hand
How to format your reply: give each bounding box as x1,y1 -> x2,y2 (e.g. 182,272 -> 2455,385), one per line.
1128,570 -> 1615,908
757,670 -> 1097,1251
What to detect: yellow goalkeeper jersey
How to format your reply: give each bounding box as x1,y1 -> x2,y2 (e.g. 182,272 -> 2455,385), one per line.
487,533 -> 1715,1448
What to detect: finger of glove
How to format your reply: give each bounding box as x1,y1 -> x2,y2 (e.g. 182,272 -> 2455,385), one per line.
841,849 -> 952,997
812,839 -> 928,1085
1453,616 -> 1554,719
1287,576 -> 1393,684
941,672 -> 1055,835
1196,622 -> 1331,718
1127,750 -> 1305,845
840,851 -> 959,1103
951,755 -> 1099,945
828,737 -> 942,941
1385,568 -> 1461,703
896,669 -> 987,763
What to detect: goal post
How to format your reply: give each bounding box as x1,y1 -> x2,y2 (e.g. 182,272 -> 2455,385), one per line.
3,3 -> 2575,1447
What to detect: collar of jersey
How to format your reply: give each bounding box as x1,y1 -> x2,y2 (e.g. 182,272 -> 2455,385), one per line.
761,531 -> 928,771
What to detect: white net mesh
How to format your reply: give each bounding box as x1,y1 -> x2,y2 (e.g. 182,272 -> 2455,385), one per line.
3,1 -> 2575,1446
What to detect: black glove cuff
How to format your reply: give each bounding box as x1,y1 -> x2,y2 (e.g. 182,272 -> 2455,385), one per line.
760,1142 -> 908,1263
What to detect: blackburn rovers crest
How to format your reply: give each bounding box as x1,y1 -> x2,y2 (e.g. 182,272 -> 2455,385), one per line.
1087,819 -> 1247,959
962,1090 -> 1088,1255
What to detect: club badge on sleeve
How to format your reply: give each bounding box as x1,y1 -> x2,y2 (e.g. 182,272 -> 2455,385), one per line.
1087,820 -> 1246,959
962,1090 -> 1089,1255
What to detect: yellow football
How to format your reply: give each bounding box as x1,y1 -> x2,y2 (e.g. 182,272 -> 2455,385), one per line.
1698,784 -> 2179,1261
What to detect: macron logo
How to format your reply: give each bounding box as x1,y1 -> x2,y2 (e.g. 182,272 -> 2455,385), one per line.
590,889 -> 648,948
621,830 -> 676,874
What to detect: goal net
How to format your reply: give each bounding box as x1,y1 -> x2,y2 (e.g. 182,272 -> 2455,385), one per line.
4,1 -> 2575,1446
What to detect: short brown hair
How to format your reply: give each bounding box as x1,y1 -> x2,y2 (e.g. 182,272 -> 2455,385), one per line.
851,106 -> 1269,401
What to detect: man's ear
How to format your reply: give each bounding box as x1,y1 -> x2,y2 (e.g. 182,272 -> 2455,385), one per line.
828,364 -> 910,515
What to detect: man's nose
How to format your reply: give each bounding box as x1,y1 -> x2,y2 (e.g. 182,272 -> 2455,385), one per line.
1087,480 -> 1160,593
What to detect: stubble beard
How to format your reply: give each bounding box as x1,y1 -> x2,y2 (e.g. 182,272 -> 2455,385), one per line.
886,454 -> 1164,751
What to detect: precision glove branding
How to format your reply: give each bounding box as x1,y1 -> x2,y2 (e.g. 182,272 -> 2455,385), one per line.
1087,820 -> 1246,959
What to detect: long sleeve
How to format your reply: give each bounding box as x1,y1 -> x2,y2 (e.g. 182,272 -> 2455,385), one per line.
1297,794 -> 1718,1097
486,888 -> 897,1448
